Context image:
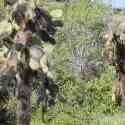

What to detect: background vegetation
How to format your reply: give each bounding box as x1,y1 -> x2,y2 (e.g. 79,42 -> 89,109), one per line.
0,0 -> 124,125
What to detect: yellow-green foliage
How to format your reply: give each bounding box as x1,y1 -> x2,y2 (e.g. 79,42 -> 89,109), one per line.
0,21 -> 12,33
89,113 -> 125,125
30,1 -> 121,125
65,0 -> 105,25
0,0 -> 4,8
31,68 -> 118,125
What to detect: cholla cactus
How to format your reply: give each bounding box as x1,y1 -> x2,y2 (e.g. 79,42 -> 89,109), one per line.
104,10 -> 125,110
0,0 -> 63,124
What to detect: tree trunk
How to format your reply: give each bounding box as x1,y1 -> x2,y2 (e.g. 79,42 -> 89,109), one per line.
120,72 -> 125,111
16,49 -> 33,125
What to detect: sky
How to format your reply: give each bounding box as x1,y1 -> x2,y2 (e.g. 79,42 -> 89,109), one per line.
103,0 -> 125,8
